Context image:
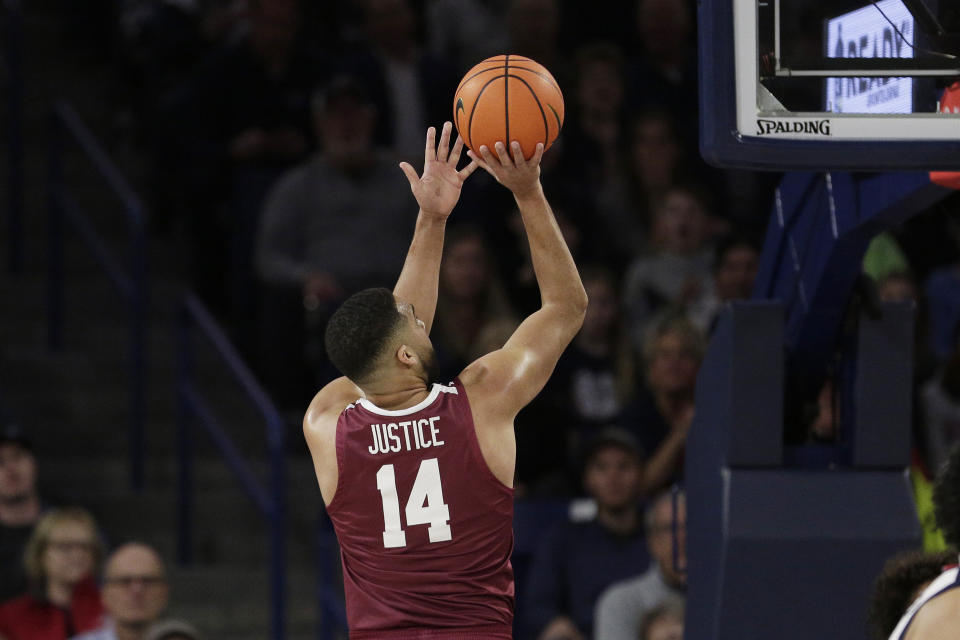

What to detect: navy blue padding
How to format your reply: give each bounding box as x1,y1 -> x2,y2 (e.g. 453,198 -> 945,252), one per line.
685,304 -> 921,640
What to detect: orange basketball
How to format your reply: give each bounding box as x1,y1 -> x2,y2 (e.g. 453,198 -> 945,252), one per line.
453,55 -> 564,161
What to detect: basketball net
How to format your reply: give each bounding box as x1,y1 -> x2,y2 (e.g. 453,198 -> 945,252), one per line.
930,82 -> 960,189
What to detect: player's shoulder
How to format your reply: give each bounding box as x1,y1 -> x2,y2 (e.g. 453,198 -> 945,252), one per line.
905,587 -> 960,640
303,378 -> 362,438
458,347 -> 523,395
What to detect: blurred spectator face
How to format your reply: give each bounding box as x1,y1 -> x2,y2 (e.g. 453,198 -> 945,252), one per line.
632,114 -> 680,190
651,189 -> 707,254
316,94 -> 377,166
0,443 -> 37,504
576,57 -> 624,117
637,0 -> 691,63
584,446 -> 643,512
508,0 -> 559,50
647,494 -> 686,586
365,0 -> 416,54
644,611 -> 684,640
441,234 -> 490,302
879,274 -> 917,303
647,330 -> 700,395
43,519 -> 97,586
250,0 -> 300,62
581,273 -> 620,342
715,245 -> 759,301
103,544 -> 169,628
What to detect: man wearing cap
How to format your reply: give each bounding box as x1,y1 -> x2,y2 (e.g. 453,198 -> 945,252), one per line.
523,427 -> 651,640
254,74 -> 417,404
0,423 -> 43,602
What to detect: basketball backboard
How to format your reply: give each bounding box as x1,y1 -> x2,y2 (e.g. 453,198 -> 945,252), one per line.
700,0 -> 960,170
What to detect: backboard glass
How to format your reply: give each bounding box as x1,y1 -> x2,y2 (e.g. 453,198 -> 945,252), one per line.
700,0 -> 960,170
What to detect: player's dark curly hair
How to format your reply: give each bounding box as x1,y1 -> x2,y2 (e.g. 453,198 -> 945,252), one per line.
324,288 -> 403,383
866,549 -> 956,640
934,444 -> 960,549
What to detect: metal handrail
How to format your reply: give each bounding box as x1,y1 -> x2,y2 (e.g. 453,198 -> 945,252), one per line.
46,100 -> 148,492
3,0 -> 24,274
177,291 -> 286,640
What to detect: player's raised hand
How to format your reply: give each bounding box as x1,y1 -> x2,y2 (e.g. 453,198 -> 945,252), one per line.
399,122 -> 479,219
468,141 -> 544,200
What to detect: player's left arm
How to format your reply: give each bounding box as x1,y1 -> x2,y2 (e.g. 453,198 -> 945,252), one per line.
395,121 -> 478,333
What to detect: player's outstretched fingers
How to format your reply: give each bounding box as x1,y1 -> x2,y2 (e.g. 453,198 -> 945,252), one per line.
493,141 -> 512,166
477,145 -> 499,168
424,126 -> 436,165
458,159 -> 479,181
398,162 -> 420,188
449,136 -> 464,167
529,143 -> 545,167
510,141 -> 525,166
437,122 -> 452,162
467,149 -> 495,178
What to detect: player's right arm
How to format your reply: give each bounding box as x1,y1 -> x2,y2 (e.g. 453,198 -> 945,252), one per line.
460,141 -> 587,429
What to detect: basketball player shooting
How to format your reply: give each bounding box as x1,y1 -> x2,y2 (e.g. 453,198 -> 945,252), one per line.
303,121 -> 587,638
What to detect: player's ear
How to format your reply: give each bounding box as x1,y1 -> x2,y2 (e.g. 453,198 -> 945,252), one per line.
396,344 -> 417,367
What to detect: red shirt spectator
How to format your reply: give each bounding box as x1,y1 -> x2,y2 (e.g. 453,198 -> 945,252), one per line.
0,508 -> 105,640
0,576 -> 103,640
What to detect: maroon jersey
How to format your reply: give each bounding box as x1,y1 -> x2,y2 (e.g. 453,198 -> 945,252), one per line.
326,379 -> 515,639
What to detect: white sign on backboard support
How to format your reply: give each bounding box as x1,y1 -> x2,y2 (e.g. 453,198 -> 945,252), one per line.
825,0 -> 914,114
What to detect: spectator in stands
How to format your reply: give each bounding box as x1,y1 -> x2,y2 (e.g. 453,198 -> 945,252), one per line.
71,543 -> 169,640
426,0 -> 507,67
638,602 -> 684,640
534,267 -> 636,486
499,198 -> 592,317
622,184 -> 715,345
548,43 -> 626,240
688,235 -> 760,333
144,620 -> 203,640
596,110 -> 684,263
254,75 -> 417,405
621,315 -> 704,496
158,0 -> 327,319
0,422 -> 43,602
0,508 -> 104,640
625,0 -> 698,156
431,226 -> 517,382
593,490 -> 686,640
922,321 -> 960,473
523,428 -> 650,640
866,549 -> 956,640
507,0 -> 566,82
341,0 -> 460,160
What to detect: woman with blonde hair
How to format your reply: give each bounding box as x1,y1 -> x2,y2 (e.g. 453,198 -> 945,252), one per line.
0,507 -> 105,640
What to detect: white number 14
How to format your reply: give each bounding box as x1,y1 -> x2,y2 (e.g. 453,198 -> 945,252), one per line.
375,458 -> 452,548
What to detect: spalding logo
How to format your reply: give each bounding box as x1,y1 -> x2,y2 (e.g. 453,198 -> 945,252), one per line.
756,119 -> 832,136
